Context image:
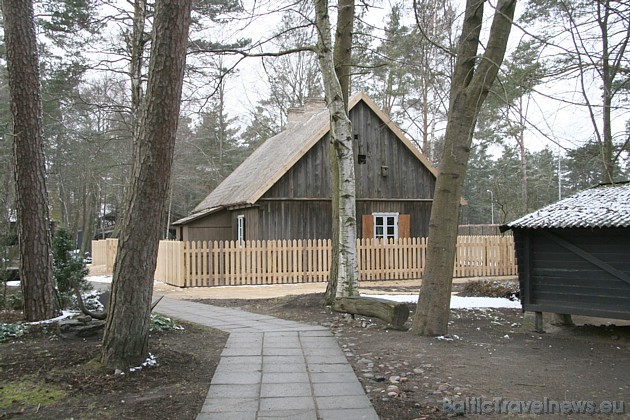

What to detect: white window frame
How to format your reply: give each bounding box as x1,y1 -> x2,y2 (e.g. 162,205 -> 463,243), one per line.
237,215 -> 245,245
373,212 -> 399,241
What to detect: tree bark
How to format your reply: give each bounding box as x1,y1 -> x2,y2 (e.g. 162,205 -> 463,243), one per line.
3,0 -> 60,321
334,297 -> 409,330
101,0 -> 192,370
325,0 -> 355,305
315,0 -> 359,299
411,0 -> 516,336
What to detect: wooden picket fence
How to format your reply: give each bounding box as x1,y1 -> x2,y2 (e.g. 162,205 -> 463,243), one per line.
92,236 -> 516,287
90,238 -> 118,273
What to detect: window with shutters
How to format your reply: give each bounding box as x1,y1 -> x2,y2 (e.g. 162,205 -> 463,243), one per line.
362,213 -> 410,239
373,212 -> 398,240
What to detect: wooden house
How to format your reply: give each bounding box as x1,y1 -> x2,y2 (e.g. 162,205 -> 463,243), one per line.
172,92 -> 438,243
502,182 -> 630,321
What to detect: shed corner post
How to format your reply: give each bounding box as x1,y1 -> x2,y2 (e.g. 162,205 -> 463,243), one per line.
534,311 -> 544,333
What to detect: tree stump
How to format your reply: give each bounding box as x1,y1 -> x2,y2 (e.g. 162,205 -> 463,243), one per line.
333,297 -> 410,330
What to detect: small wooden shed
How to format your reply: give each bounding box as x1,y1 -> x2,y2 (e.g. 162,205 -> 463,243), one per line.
172,92 -> 438,242
502,182 -> 630,321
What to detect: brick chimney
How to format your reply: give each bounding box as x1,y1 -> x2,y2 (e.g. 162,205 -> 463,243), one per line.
286,98 -> 327,124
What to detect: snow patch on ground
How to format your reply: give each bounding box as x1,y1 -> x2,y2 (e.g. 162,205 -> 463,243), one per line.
361,294 -> 522,309
86,275 -> 113,284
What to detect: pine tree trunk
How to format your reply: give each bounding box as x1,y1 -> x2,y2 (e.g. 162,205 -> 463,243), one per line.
3,0 -> 60,321
101,0 -> 192,370
315,0 -> 359,299
411,0 -> 516,336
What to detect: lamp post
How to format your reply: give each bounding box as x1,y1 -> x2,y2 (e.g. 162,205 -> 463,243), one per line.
487,189 -> 494,225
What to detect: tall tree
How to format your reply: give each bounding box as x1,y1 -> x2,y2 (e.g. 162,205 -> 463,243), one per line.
101,0 -> 192,369
478,41 -> 545,214
314,0 -> 359,299
324,0 -> 354,304
524,0 -> 630,183
411,0 -> 517,336
2,0 -> 60,321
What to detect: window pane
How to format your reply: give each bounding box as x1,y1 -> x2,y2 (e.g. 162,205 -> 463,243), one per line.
375,216 -> 383,226
375,227 -> 383,237
387,217 -> 395,226
387,226 -> 395,236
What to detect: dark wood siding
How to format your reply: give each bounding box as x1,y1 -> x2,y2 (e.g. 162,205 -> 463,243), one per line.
513,227 -> 630,320
181,210 -> 232,242
258,200 -> 332,240
351,101 -> 435,200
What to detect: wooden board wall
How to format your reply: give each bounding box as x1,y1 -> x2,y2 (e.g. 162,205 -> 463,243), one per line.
514,227 -> 630,320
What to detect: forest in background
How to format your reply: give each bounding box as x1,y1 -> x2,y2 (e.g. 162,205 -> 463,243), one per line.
0,0 -> 628,252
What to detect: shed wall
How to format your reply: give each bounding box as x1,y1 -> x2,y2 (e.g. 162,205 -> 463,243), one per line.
514,227 -> 630,320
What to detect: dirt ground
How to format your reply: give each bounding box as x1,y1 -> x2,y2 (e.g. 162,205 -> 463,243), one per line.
2,279 -> 629,419
0,316 -> 227,419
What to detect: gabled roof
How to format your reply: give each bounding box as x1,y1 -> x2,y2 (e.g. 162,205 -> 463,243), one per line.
505,182 -> 630,229
189,92 -> 438,215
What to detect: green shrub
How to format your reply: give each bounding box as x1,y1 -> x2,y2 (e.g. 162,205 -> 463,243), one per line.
0,322 -> 29,341
52,227 -> 90,308
150,314 -> 183,332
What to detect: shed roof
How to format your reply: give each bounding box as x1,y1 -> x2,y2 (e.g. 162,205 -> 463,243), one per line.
171,206 -> 222,226
188,92 -> 438,215
505,182 -> 630,229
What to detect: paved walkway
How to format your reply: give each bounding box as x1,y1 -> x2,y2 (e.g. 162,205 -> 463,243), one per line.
155,297 -> 379,420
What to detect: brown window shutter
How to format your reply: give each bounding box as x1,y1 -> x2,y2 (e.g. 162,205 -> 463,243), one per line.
362,214 -> 374,239
398,214 -> 410,238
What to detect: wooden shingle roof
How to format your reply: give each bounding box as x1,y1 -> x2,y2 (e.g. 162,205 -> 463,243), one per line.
189,92 -> 438,215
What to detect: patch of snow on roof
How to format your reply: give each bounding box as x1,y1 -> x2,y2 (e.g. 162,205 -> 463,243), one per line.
507,183 -> 630,229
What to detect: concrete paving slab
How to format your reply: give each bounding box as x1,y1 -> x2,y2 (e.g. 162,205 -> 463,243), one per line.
259,396 -> 316,411
256,409 -> 318,419
316,395 -> 374,410
205,384 -> 260,399
317,408 -> 380,420
199,397 -> 259,413
312,381 -> 367,397
260,382 -> 312,398
262,371 -> 310,384
197,411 -> 257,420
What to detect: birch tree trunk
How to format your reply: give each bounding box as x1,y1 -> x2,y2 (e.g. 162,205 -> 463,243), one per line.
3,0 -> 60,321
314,0 -> 358,299
411,0 -> 517,336
325,0 -> 355,304
101,0 -> 192,370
